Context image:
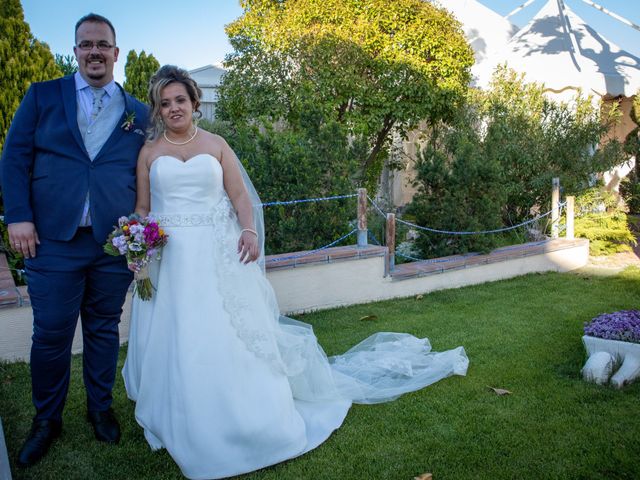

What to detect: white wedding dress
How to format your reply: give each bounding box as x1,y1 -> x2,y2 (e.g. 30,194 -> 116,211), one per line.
123,154 -> 468,480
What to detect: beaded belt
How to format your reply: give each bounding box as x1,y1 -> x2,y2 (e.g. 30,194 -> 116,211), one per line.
151,212 -> 217,227
151,198 -> 233,227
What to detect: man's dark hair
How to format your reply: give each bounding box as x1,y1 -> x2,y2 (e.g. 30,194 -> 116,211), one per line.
75,13 -> 116,44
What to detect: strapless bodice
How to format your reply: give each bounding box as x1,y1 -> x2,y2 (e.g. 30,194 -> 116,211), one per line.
150,154 -> 225,215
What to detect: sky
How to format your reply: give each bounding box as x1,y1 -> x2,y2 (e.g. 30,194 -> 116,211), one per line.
20,0 -> 640,84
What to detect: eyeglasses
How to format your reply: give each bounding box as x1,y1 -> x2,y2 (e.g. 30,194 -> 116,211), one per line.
76,41 -> 114,51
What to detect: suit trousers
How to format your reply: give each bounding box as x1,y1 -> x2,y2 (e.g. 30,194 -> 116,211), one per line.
25,228 -> 133,421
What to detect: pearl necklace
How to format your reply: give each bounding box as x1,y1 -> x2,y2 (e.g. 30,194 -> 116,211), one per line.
163,127 -> 198,145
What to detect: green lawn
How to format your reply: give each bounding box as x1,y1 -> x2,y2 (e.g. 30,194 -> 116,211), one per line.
2,267 -> 640,480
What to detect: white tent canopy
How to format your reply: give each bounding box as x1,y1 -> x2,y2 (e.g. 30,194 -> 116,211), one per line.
474,0 -> 640,98
434,0 -> 519,79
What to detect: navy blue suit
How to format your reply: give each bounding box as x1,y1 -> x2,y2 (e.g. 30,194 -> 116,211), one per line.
1,75 -> 148,421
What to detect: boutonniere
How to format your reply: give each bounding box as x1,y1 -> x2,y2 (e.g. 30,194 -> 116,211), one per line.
121,111 -> 136,131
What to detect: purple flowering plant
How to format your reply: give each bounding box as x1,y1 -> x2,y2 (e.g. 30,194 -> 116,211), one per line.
103,214 -> 168,300
584,310 -> 640,344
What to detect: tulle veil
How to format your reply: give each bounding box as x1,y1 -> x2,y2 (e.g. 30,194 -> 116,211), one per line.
234,155 -> 469,405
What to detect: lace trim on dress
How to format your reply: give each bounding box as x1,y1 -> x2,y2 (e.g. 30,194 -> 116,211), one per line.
219,282 -> 284,372
199,196 -> 287,373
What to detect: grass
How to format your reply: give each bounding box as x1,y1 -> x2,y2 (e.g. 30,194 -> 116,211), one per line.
2,267 -> 640,479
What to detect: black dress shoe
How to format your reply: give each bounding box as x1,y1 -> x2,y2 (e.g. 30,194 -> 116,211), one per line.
87,408 -> 121,444
17,419 -> 62,467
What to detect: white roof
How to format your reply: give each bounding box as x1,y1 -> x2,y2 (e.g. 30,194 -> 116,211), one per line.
189,64 -> 226,87
433,0 -> 518,77
475,0 -> 640,97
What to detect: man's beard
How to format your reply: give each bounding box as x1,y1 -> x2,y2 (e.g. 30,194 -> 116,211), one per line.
86,57 -> 107,80
87,71 -> 106,80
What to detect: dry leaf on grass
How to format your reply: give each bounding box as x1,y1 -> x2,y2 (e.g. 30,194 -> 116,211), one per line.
359,315 -> 378,321
415,294 -> 424,300
414,473 -> 433,480
487,386 -> 512,396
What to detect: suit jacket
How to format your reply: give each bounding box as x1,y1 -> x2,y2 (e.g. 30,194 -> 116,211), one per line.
1,75 -> 149,243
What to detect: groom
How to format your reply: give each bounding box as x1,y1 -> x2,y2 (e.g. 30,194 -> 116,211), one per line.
0,13 -> 148,467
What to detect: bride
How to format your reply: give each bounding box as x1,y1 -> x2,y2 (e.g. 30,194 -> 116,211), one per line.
123,65 -> 469,480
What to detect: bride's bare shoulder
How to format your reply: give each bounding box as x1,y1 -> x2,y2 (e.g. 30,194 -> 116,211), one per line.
139,140 -> 164,168
198,129 -> 232,161
199,129 -> 229,146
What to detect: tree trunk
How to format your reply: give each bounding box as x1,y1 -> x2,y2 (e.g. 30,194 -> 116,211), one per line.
361,115 -> 395,177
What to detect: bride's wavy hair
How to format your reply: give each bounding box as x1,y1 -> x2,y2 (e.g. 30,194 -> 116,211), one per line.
147,65 -> 203,140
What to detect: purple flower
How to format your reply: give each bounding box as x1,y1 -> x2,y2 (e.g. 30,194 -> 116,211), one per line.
112,235 -> 128,255
584,310 -> 640,344
129,224 -> 144,236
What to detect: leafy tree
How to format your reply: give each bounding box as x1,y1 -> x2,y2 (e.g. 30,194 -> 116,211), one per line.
0,0 -> 61,151
408,67 -> 625,258
217,0 -> 473,186
54,53 -> 77,76
123,50 -> 160,102
480,67 -> 622,222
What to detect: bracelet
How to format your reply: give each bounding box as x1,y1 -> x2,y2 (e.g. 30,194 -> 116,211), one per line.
240,228 -> 258,237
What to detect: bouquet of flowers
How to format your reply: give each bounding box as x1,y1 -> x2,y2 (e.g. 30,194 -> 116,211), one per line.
104,214 -> 169,300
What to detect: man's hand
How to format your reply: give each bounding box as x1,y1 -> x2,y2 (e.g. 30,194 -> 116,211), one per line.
8,222 -> 40,258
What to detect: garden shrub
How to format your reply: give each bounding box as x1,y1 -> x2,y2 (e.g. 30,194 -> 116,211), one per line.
574,185 -> 637,255
201,113 -> 364,255
407,67 -> 625,259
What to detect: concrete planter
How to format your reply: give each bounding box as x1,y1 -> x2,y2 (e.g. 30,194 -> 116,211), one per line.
581,335 -> 640,388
